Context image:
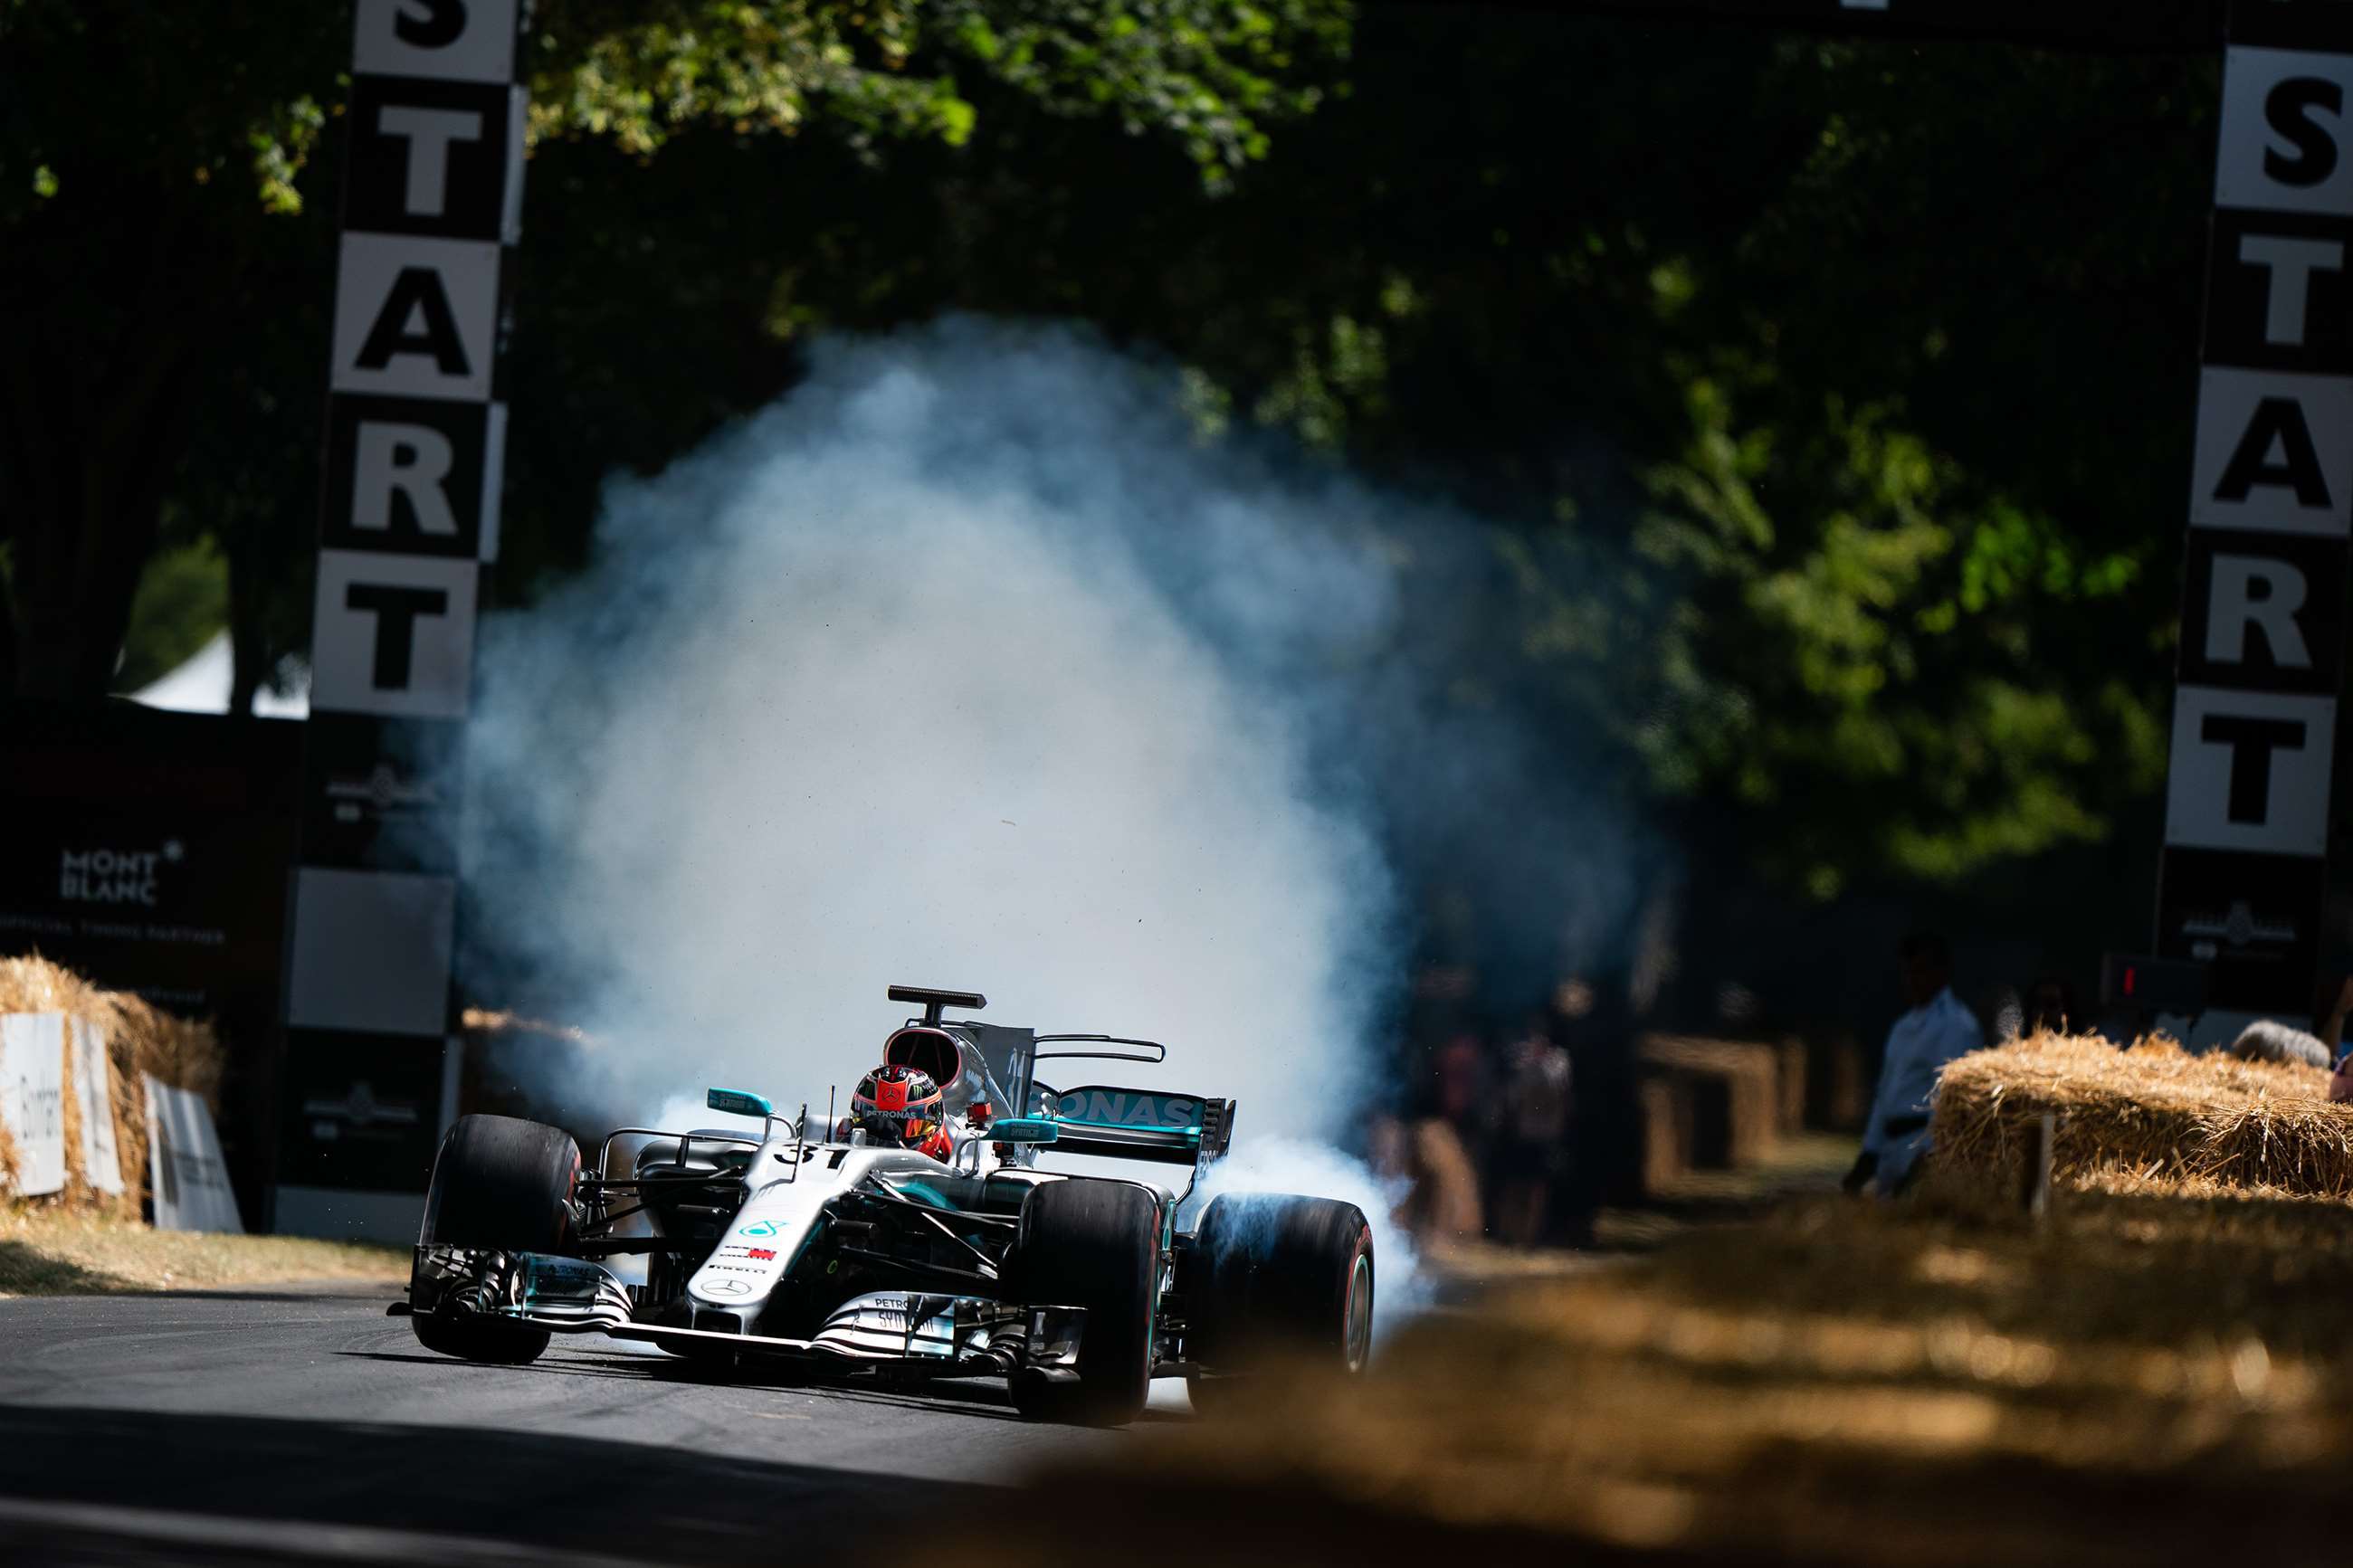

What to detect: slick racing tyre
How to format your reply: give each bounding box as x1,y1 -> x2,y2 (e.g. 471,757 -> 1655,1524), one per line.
411,1114 -> 579,1366
1006,1180 -> 1162,1426
1185,1193 -> 1374,1416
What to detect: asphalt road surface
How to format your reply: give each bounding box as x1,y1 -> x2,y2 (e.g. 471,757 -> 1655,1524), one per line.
0,1283 -> 1185,1565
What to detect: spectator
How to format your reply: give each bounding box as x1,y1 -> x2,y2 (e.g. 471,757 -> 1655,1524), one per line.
2329,1001 -> 2353,1103
1843,931 -> 1983,1198
1432,1031 -> 1491,1146
2319,974 -> 2353,1060
2222,977 -> 2353,1071
1555,973 -> 1634,1239
1490,1016 -> 1572,1247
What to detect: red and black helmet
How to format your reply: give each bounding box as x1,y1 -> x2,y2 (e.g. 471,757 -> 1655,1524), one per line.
850,1064 -> 947,1152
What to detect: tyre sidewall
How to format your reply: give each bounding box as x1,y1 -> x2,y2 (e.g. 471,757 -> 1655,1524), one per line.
410,1115 -> 580,1365
1192,1193 -> 1375,1377
1009,1180 -> 1162,1425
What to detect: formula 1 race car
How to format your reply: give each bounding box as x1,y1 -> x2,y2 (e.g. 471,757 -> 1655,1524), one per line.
399,985 -> 1376,1425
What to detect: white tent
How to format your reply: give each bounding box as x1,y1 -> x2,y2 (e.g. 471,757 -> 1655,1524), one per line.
130,633 -> 309,718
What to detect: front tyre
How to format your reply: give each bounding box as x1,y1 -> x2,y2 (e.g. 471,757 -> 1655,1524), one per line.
410,1114 -> 579,1365
1186,1193 -> 1374,1415
1006,1180 -> 1162,1426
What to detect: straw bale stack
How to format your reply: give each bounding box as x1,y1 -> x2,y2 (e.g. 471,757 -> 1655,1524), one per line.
1638,1034 -> 1783,1168
0,955 -> 224,1215
1933,1031 -> 2353,1200
1637,1077 -> 1692,1193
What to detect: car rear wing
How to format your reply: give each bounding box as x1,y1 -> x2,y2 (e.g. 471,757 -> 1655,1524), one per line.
944,1021 -> 1236,1171
1042,1086 -> 1237,1167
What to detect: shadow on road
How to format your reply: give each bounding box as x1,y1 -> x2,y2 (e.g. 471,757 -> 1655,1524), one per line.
0,1402 -> 1004,1564
333,1343 -> 1192,1423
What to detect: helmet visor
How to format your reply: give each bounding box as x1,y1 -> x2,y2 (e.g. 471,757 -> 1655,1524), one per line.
855,1106 -> 939,1146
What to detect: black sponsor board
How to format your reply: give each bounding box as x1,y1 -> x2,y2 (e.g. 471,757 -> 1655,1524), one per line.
298,713 -> 465,875
2154,847 -> 2329,1006
0,700 -> 300,1221
276,1029 -> 448,1194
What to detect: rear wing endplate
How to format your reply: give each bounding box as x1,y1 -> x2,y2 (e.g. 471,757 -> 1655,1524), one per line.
1041,1084 -> 1236,1168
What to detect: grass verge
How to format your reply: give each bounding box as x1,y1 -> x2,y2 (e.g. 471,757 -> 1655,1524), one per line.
0,1209 -> 405,1297
1025,1182 -> 2353,1566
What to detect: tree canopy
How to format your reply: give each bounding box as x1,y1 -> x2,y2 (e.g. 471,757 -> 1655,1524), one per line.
3,1 -> 2216,931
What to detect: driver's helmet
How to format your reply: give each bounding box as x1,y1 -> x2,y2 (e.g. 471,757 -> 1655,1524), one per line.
849,1063 -> 947,1152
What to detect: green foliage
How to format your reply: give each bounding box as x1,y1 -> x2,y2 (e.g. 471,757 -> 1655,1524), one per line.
6,1 -> 2214,914
1627,369 -> 2155,898
111,539 -> 229,695
1,0 -> 1350,702
529,0 -> 1348,181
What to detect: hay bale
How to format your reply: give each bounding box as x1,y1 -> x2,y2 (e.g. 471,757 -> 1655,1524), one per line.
1933,1031 -> 2353,1200
1401,1117 -> 1484,1243
1775,1037 -> 1808,1134
1637,1077 -> 1691,1194
1638,1035 -> 1780,1167
2228,1019 -> 2331,1070
1804,1031 -> 1870,1131
0,955 -> 223,1217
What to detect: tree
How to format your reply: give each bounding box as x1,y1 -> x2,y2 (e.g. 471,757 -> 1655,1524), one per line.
0,0 -> 1353,700
10,0 -> 2222,920
719,9 -> 2203,901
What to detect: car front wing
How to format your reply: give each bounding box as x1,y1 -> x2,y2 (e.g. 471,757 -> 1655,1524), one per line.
409,1244 -> 1085,1379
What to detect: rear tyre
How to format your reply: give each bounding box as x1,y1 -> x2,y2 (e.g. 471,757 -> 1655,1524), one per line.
1185,1193 -> 1374,1416
1006,1180 -> 1161,1426
411,1114 -> 579,1365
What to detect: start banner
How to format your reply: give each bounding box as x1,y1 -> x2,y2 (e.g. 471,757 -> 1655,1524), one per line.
279,0 -> 529,1237
2158,2 -> 2353,1011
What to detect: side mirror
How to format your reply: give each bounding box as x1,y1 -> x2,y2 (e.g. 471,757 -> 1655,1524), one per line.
707,1088 -> 774,1118
987,1117 -> 1060,1145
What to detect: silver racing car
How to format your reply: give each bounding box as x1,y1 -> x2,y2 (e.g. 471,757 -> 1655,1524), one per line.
399,985 -> 1376,1424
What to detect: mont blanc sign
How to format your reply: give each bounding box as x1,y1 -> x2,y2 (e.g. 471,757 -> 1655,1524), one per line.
2159,3 -> 2353,1011
279,0 -> 528,1238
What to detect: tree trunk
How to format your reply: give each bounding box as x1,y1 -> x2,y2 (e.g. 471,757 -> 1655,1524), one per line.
0,196 -> 208,705
226,530 -> 266,717
2,337 -> 192,702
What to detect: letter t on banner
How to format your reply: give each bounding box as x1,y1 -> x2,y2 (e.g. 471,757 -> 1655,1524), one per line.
275,0 -> 529,1239
2158,3 -> 2353,1015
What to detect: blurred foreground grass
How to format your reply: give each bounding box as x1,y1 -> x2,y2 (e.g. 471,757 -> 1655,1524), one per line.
0,1208 -> 403,1297
1031,1182 -> 2353,1566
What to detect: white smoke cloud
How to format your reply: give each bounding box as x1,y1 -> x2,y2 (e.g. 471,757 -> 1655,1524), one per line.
466,317 -> 1654,1321
469,318 -> 1412,1149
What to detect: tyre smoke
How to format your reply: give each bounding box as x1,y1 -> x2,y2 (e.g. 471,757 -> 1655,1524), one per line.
467,317 -> 1634,1316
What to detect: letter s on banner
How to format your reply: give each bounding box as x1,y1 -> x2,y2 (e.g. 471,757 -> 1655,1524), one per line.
354,0 -> 519,83
2219,49 -> 2353,214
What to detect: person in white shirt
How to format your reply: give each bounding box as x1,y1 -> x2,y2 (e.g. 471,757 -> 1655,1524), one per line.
1843,931 -> 1984,1198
